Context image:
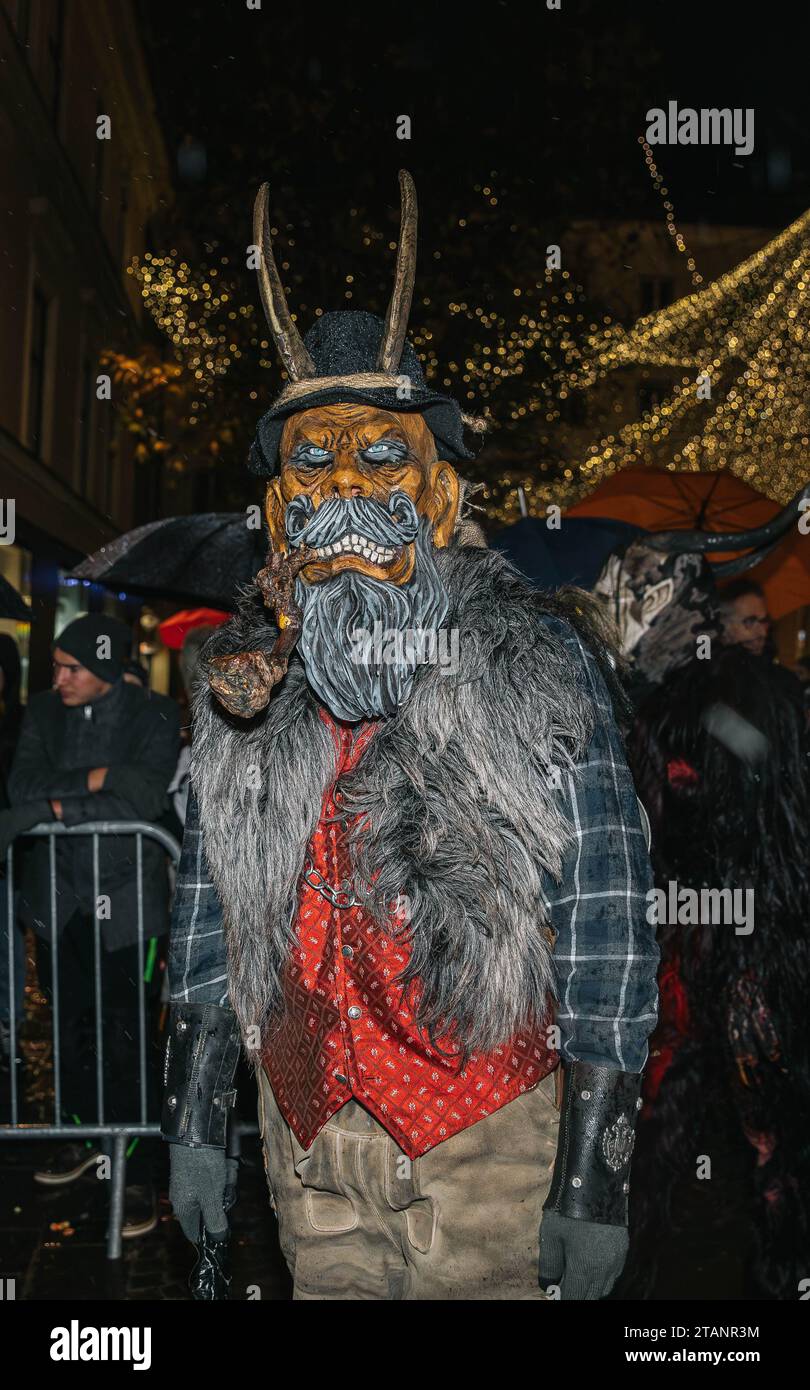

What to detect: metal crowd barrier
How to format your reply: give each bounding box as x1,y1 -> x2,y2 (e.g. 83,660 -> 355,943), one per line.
0,821 -> 254,1260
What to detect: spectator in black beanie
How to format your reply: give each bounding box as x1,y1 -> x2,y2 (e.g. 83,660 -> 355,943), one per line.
1,614 -> 180,1236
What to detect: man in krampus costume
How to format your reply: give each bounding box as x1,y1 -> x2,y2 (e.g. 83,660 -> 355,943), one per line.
161,173 -> 659,1301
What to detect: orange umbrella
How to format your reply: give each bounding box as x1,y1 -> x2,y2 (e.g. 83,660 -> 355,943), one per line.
158,607 -> 230,650
567,468 -> 810,619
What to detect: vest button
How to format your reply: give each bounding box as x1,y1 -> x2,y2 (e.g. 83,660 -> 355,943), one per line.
347,1006 -> 362,1020
334,1072 -> 348,1085
342,945 -> 354,959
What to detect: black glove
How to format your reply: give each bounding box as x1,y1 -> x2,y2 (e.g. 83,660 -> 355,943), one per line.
169,1144 -> 231,1242
0,801 -> 52,859
169,1148 -> 239,1299
539,1210 -> 628,1300
539,1060 -> 642,1300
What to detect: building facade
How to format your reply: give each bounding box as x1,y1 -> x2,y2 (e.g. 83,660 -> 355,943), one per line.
0,0 -> 172,693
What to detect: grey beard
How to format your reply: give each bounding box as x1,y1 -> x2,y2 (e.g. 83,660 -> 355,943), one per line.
295,515 -> 449,721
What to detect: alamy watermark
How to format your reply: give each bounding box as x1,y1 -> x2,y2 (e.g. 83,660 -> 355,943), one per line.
647,881 -> 754,935
349,621 -> 460,675
646,102 -> 754,157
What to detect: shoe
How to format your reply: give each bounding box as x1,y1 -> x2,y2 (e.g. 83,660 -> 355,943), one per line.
121,1183 -> 158,1239
34,1142 -> 103,1186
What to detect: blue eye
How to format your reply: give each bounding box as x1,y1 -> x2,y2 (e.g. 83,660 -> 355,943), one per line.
297,445 -> 331,464
363,440 -> 406,462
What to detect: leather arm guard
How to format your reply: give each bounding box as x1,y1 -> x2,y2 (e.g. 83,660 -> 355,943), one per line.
161,1003 -> 242,1147
543,1061 -> 643,1225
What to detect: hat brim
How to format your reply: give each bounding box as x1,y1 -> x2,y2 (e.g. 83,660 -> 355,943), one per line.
249,385 -> 476,476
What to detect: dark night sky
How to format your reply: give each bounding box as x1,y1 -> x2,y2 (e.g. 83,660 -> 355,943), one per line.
128,0 -> 810,499
139,0 -> 809,236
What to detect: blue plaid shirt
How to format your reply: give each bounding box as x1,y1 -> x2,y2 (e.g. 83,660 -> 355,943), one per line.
169,620 -> 659,1073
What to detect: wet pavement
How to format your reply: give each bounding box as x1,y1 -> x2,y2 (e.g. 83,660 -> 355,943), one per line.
0,1128 -> 291,1301
1,1131 -> 291,1302
0,955 -> 292,1301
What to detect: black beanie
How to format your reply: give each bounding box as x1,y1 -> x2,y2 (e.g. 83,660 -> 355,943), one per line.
55,615 -> 132,683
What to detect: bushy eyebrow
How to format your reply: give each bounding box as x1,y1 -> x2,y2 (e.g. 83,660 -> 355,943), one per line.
288,427 -> 412,456
290,435 -> 335,453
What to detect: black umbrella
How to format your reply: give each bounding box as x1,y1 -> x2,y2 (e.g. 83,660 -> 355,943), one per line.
490,516 -> 645,590
70,513 -> 267,609
0,574 -> 32,621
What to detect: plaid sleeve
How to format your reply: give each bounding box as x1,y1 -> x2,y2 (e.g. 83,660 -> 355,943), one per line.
167,782 -> 230,1005
539,620 -> 659,1073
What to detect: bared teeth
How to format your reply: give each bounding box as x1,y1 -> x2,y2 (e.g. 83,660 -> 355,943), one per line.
313,537 -> 397,563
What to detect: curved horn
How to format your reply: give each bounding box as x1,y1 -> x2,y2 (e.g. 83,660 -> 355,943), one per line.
376,170 -> 418,373
712,537 -> 785,579
253,183 -> 316,381
646,484 -> 810,557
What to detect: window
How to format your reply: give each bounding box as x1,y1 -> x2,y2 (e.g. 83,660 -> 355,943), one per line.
77,355 -> 94,495
117,172 -> 130,266
99,408 -> 113,516
637,380 -> 670,416
44,0 -> 67,124
640,277 -> 674,316
94,102 -> 107,210
558,392 -> 587,427
14,0 -> 32,45
27,286 -> 50,457
192,465 -> 212,511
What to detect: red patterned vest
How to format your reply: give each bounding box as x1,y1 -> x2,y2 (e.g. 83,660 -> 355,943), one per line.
262,711 -> 558,1159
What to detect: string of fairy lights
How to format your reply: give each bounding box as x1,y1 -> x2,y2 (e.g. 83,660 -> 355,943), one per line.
638,136 -> 703,289
426,180 -> 617,423
539,207 -> 810,510
127,178 -> 809,523
128,177 -> 610,425
127,251 -> 258,412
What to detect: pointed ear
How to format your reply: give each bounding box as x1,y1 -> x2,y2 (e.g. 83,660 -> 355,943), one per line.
424,462 -> 460,549
264,480 -> 287,553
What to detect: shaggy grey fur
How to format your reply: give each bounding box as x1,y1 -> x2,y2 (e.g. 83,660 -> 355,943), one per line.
191,543 -> 599,1057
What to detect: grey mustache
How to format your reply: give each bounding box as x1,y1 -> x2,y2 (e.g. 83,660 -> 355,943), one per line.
285,491 -> 420,551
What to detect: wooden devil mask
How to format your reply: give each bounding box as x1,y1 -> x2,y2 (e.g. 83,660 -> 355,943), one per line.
209,172 -> 473,721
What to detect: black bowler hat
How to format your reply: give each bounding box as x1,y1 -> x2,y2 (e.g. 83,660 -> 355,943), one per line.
249,310 -> 475,476
247,173 -> 482,477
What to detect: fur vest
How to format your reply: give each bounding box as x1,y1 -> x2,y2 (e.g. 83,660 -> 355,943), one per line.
191,544 -> 597,1052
